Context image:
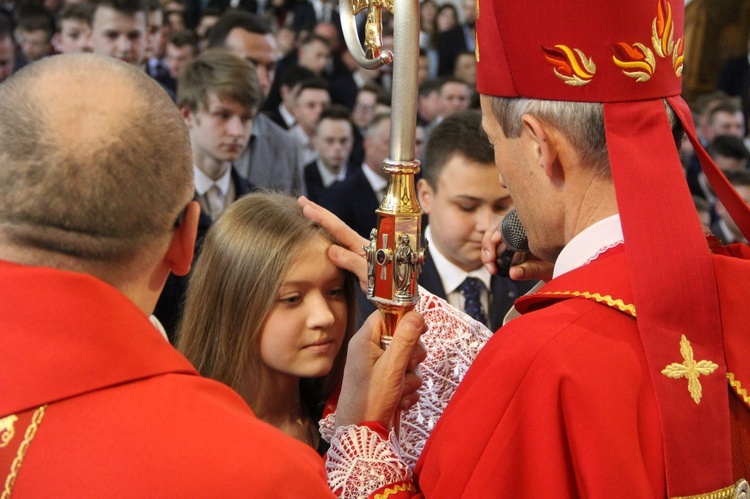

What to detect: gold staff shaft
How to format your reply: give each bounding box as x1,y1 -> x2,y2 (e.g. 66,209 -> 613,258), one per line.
340,0 -> 425,434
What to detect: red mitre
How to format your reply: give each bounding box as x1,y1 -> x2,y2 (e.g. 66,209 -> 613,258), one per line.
475,0 -> 750,496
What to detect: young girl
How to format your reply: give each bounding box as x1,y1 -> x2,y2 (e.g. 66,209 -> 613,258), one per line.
177,192 -> 357,454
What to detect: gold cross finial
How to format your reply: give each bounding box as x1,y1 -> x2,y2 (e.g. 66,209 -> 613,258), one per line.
349,0 -> 394,59
661,334 -> 718,404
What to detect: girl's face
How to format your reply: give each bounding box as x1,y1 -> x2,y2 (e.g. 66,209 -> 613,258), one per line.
259,235 -> 348,380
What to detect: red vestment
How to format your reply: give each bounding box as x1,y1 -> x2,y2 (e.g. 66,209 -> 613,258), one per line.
413,244 -> 750,496
355,243 -> 749,497
0,260 -> 334,497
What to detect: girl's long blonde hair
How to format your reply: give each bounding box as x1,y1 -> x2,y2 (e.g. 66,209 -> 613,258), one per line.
177,192 -> 357,418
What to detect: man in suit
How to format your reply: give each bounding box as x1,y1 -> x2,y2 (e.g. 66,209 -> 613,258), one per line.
289,77 -> 331,169
417,110 -> 535,331
291,0 -> 339,35
304,104 -> 355,203
160,29 -> 199,93
693,135 -> 750,204
319,113 -> 391,239
207,10 -> 303,194
88,0 -> 146,66
264,33 -> 331,115
154,49 -> 259,341
87,0 -> 176,100
436,76 -> 472,120
687,100 -> 745,199
265,65 -> 315,130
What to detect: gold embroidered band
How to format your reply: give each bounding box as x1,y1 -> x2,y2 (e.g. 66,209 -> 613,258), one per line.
534,290 -> 636,316
2,405 -> 47,499
373,481 -> 417,499
671,478 -> 748,499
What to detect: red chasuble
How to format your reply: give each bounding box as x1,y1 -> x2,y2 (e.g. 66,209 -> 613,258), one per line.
407,244 -> 750,497
0,260 -> 334,497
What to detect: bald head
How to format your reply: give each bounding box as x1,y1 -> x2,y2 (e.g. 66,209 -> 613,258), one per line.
0,54 -> 193,266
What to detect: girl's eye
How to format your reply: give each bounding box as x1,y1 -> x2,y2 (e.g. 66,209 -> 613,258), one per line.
327,287 -> 345,297
278,295 -> 301,305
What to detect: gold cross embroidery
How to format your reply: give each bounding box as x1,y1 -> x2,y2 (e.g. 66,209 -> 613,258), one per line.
661,334 -> 718,404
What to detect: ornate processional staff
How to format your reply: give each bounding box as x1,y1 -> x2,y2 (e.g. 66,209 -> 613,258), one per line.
339,0 -> 425,350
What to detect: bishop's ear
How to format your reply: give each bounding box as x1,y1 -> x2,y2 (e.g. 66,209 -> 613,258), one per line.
520,114 -> 561,180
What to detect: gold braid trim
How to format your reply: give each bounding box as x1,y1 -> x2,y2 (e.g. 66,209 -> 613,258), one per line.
728,372 -> 750,409
534,290 -> 637,317
671,478 -> 748,498
538,293 -> 750,407
671,486 -> 734,499
373,482 -> 417,499
2,405 -> 47,499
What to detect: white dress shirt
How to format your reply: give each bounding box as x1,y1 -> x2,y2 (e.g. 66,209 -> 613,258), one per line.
425,225 -> 491,315
316,159 -> 348,187
279,103 -> 296,129
361,162 -> 389,200
290,124 -> 318,170
194,165 -> 234,218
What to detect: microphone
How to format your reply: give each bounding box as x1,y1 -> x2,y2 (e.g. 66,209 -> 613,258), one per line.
496,209 -> 529,278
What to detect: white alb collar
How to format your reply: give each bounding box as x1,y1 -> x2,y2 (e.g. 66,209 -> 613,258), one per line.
553,214 -> 623,278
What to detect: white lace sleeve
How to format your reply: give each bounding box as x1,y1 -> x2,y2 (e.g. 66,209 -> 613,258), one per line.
326,425 -> 411,497
322,287 -> 493,492
398,287 -> 492,469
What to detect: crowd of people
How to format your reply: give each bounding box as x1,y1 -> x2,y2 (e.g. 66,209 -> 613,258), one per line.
0,0 -> 749,496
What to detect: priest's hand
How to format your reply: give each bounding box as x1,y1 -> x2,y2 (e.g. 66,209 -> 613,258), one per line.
298,196 -> 369,291
482,215 -> 554,281
335,311 -> 427,429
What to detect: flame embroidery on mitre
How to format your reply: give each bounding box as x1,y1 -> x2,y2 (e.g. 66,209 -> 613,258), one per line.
542,45 -> 596,86
672,37 -> 684,77
651,0 -> 684,76
651,0 -> 674,58
612,42 -> 656,82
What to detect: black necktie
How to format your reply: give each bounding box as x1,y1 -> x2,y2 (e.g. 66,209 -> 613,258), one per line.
457,277 -> 487,326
